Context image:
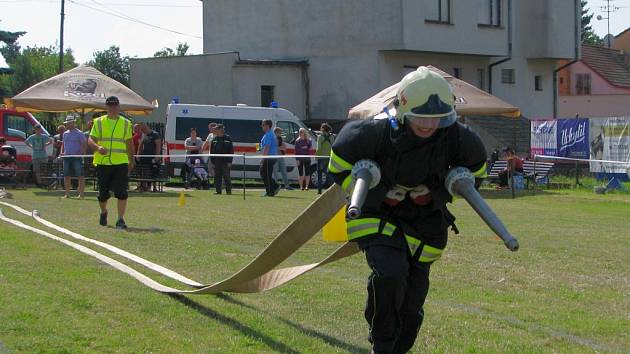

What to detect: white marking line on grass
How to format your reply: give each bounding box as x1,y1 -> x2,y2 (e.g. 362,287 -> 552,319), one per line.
0,201 -> 204,288
437,301 -> 625,353
0,209 -> 182,293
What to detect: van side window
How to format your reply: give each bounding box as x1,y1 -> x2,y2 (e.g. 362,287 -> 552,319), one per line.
277,121 -> 299,144
222,119 -> 261,143
175,117 -> 222,140
5,114 -> 31,140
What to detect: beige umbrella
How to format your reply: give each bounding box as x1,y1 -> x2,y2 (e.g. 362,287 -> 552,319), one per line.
348,65 -> 520,119
4,65 -> 157,115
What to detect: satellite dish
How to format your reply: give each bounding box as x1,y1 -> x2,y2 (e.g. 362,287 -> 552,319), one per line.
597,14 -> 603,20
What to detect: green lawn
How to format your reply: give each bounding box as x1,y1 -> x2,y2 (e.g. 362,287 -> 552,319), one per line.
0,187 -> 628,353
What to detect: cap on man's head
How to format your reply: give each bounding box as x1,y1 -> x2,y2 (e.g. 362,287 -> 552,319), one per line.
63,116 -> 76,124
35,125 -> 42,130
105,96 -> 120,106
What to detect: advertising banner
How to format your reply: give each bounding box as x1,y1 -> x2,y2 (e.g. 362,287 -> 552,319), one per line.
589,117 -> 630,173
531,120 -> 557,157
557,118 -> 589,159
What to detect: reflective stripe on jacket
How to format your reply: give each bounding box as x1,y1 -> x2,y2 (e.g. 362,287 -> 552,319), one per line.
92,116 -> 131,166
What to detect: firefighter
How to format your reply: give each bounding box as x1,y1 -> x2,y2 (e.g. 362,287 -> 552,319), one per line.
329,67 -> 488,353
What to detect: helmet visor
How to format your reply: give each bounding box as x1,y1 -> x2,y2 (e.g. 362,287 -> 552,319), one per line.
404,111 -> 457,128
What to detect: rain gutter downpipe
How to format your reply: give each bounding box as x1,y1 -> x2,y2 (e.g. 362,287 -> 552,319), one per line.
552,0 -> 581,118
488,0 -> 512,94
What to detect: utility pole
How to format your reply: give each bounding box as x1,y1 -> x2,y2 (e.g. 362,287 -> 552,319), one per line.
598,0 -> 619,48
59,0 -> 65,74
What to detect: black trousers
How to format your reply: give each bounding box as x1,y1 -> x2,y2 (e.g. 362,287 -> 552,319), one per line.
360,236 -> 433,354
259,159 -> 278,195
214,160 -> 232,194
96,164 -> 128,202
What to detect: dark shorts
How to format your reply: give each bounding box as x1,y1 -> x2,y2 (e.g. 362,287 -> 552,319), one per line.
63,157 -> 83,177
96,164 -> 128,201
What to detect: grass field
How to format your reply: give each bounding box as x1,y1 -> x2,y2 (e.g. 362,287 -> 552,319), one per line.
0,187 -> 629,353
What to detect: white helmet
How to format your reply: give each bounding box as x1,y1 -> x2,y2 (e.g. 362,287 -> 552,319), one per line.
395,66 -> 457,128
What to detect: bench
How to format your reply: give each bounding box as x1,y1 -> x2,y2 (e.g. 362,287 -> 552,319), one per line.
40,160 -> 169,192
488,160 -> 555,188
128,164 -> 169,192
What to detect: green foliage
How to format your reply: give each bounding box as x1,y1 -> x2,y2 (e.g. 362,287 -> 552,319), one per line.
0,30 -> 25,65
153,42 -> 190,58
580,0 -> 604,45
0,45 -> 77,97
88,45 -> 130,87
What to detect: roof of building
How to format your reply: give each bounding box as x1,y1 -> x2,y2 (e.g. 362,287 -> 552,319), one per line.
581,44 -> 630,88
615,27 -> 630,39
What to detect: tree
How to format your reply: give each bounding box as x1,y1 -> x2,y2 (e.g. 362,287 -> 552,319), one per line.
0,30 -> 26,65
581,0 -> 603,45
0,44 -> 77,97
88,45 -> 130,87
153,42 -> 190,58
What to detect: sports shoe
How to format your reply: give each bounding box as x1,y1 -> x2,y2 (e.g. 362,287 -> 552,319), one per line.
271,185 -> 281,196
115,219 -> 128,230
99,212 -> 108,226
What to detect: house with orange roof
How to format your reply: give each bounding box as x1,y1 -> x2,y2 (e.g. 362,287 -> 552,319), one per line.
557,40 -> 630,118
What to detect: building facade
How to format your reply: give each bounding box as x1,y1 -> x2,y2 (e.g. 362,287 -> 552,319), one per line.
558,44 -> 630,118
131,0 -> 580,123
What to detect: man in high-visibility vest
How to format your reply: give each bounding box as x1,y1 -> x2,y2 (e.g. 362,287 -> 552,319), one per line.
329,67 -> 488,353
87,96 -> 135,229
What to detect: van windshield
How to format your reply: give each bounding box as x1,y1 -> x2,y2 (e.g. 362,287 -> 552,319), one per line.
175,116 -> 264,144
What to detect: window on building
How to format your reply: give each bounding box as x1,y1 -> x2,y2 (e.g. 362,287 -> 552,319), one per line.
453,67 -> 461,78
501,69 -> 515,84
477,68 -> 486,90
261,85 -> 275,108
478,0 -> 501,26
575,73 -> 591,95
535,75 -> 543,91
426,0 -> 451,23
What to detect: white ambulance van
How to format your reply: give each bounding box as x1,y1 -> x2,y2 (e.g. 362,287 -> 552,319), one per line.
164,104 -> 318,182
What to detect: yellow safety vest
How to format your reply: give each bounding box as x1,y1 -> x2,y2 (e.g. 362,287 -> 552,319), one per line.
91,115 -> 132,166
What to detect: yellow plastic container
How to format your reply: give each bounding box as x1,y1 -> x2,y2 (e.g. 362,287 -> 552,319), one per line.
178,191 -> 186,207
322,207 -> 348,242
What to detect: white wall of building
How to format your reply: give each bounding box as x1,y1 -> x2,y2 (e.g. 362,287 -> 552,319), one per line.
130,53 -> 238,122
232,64 -> 307,119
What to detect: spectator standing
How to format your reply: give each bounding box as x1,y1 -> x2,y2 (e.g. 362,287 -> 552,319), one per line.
315,123 -> 335,193
273,127 -> 294,190
294,128 -> 313,191
53,124 -> 66,158
87,96 -> 134,229
25,125 -> 52,186
202,123 -> 218,177
132,123 -> 143,157
84,120 -> 94,155
184,128 -> 203,187
259,119 -> 280,197
61,116 -> 87,198
138,123 -> 162,192
210,124 -> 234,194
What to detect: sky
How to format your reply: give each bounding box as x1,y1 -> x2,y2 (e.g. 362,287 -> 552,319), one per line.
0,0 -> 629,66
0,0 -> 203,63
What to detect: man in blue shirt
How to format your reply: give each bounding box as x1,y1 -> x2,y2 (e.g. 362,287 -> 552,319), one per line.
259,119 -> 280,197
